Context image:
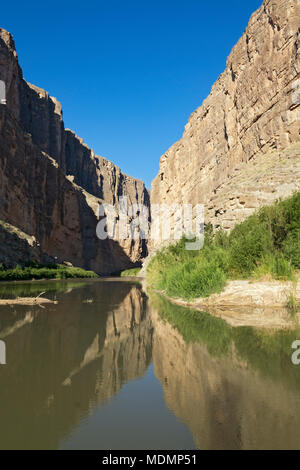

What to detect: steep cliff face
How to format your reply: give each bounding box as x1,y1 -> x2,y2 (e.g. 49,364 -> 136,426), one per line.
0,220 -> 48,268
0,28 -> 149,272
151,0 -> 300,236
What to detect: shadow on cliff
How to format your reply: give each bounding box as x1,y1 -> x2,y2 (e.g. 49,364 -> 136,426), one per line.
0,105 -> 142,274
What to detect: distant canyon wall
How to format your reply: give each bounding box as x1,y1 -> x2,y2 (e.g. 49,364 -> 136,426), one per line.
0,29 -> 149,272
151,0 -> 300,236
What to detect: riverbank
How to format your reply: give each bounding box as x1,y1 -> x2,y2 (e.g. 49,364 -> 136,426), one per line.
147,192 -> 300,298
152,280 -> 300,329
0,264 -> 98,282
146,192 -> 300,327
159,279 -> 300,310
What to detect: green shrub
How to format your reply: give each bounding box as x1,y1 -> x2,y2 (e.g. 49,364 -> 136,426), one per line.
282,230 -> 300,269
228,215 -> 273,276
120,268 -> 141,277
0,264 -> 98,281
165,259 -> 226,300
147,191 -> 300,301
271,255 -> 293,280
202,245 -> 230,272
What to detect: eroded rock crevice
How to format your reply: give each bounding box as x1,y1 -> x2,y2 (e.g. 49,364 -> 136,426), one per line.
151,0 -> 300,243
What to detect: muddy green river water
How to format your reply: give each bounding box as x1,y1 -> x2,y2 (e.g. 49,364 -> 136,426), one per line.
0,278 -> 300,450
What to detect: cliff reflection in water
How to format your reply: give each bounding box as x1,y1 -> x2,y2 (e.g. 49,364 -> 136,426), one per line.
0,281 -> 152,449
1,280 -> 300,449
150,293 -> 300,450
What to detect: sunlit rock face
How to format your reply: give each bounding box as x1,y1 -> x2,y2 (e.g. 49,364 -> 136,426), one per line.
151,0 -> 300,240
0,29 -> 149,273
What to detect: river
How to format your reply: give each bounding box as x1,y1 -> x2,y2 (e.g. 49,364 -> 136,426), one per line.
0,278 -> 300,450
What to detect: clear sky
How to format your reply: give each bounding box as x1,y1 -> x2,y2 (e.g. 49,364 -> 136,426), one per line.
1,0 -> 262,188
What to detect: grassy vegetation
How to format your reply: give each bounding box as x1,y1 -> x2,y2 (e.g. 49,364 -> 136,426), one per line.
120,268 -> 141,277
147,191 -> 300,300
287,292 -> 300,315
0,263 -> 98,282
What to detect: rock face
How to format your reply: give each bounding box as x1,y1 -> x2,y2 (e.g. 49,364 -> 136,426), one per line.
151,0 -> 300,240
0,29 -> 149,273
205,141 -> 300,230
0,220 -> 52,268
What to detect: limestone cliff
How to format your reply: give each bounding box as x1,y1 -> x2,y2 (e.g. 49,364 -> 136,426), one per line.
151,0 -> 300,236
0,29 -> 149,273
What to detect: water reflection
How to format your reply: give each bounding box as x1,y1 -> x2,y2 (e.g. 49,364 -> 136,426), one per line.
0,280 -> 152,449
0,280 -> 300,449
149,293 -> 300,450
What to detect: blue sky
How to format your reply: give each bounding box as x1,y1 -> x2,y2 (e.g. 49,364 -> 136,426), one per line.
1,0 -> 262,188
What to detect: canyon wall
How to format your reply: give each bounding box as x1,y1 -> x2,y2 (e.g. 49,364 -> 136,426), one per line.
0,29 -> 149,273
151,0 -> 300,236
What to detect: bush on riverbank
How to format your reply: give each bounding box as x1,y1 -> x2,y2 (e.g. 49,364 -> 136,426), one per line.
147,192 -> 300,300
120,268 -> 141,277
0,263 -> 98,281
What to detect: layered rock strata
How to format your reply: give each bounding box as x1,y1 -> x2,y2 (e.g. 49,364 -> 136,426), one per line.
151,0 -> 300,241
0,29 -> 149,273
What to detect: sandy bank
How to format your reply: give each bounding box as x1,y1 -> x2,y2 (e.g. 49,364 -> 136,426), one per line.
156,280 -> 300,329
